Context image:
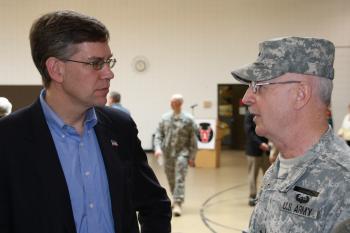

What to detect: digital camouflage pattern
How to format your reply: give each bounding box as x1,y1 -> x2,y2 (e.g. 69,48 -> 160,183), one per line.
154,111 -> 198,203
231,37 -> 335,83
248,128 -> 350,233
164,154 -> 188,203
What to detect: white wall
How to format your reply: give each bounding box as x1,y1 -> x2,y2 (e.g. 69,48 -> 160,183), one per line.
0,0 -> 349,149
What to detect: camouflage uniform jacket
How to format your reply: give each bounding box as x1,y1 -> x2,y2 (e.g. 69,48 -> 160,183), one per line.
154,111 -> 197,160
249,127 -> 350,233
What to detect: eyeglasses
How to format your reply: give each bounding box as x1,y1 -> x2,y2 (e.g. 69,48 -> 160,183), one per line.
247,80 -> 301,94
61,58 -> 116,70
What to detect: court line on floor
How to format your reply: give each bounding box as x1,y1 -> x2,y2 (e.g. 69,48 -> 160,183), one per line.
200,183 -> 248,233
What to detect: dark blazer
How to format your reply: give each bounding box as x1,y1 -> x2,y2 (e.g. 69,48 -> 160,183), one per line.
243,111 -> 269,157
0,99 -> 171,233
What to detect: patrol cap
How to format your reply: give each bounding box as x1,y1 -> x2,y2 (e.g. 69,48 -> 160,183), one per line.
0,97 -> 12,117
231,36 -> 335,83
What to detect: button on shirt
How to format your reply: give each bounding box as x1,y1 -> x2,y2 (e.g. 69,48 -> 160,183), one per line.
40,91 -> 115,233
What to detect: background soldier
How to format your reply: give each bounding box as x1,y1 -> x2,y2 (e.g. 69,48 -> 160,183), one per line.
232,37 -> 350,232
154,94 -> 198,217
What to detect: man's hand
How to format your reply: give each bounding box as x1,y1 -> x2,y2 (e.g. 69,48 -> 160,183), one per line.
154,149 -> 163,158
259,142 -> 270,152
188,159 -> 195,167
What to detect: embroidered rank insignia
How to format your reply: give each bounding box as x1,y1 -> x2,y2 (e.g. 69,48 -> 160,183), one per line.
296,193 -> 310,204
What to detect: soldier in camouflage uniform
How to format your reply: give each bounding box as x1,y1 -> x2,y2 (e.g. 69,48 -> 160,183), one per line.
154,94 -> 198,217
231,37 -> 350,233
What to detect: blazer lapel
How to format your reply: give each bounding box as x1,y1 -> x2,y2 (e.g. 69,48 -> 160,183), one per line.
94,120 -> 125,231
28,100 -> 76,232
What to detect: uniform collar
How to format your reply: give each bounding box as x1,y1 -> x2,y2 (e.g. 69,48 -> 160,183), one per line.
269,127 -> 333,192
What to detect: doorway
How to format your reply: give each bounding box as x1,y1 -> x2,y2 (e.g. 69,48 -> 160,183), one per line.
218,84 -> 247,150
0,85 -> 42,111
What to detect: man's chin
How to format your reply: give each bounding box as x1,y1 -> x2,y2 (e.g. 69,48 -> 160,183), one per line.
255,127 -> 267,137
94,99 -> 107,107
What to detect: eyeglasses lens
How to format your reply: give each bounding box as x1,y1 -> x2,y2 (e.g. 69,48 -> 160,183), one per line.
92,59 -> 116,70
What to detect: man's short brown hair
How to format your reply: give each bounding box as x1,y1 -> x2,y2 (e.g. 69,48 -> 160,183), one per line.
30,10 -> 110,87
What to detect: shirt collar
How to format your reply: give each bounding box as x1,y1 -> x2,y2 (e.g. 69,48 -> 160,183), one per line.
39,89 -> 98,132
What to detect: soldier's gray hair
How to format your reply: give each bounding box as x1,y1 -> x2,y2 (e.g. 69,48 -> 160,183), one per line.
171,94 -> 184,103
314,77 -> 333,106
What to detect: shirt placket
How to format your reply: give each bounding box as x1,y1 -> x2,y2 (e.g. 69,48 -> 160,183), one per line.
78,128 -> 98,232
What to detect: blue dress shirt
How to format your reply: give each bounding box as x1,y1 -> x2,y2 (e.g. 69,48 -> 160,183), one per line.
40,90 -> 115,233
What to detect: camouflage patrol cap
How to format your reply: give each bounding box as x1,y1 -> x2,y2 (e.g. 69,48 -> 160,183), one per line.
231,36 -> 335,83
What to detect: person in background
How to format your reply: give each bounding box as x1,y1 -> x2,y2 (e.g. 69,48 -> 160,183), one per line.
243,110 -> 270,206
231,36 -> 350,232
154,94 -> 198,217
0,97 -> 12,118
0,10 -> 171,233
107,91 -> 130,114
337,104 -> 350,146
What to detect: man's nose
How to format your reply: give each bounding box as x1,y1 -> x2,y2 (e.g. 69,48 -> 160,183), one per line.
242,87 -> 255,106
101,65 -> 114,80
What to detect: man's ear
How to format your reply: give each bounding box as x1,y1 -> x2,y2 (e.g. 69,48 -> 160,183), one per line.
294,82 -> 312,109
45,57 -> 64,83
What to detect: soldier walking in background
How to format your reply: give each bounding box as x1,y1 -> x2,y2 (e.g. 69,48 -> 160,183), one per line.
154,94 -> 198,217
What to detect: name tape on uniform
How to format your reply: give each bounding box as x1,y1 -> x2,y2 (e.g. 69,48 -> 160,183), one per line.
281,201 -> 318,219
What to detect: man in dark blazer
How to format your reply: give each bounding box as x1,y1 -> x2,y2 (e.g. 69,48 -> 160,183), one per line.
0,10 -> 171,233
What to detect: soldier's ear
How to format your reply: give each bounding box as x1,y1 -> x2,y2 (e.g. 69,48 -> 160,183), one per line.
294,81 -> 311,110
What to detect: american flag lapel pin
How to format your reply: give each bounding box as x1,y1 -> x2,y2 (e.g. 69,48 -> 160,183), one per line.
111,139 -> 119,147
